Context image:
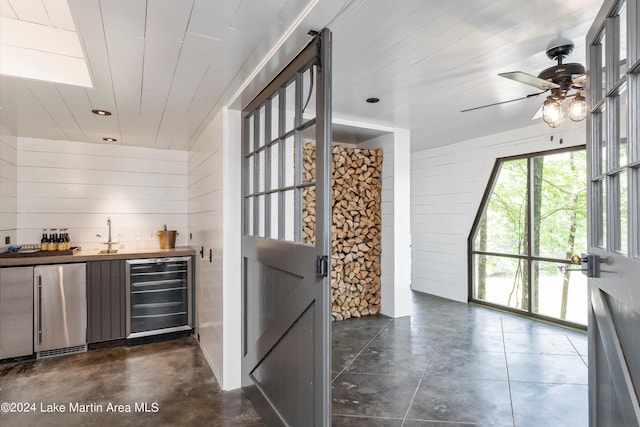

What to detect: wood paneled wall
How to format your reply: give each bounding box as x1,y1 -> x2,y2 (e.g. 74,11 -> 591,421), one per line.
188,111 -> 224,382
410,122 -> 586,302
0,127 -> 18,250
188,108 -> 243,391
16,137 -> 188,250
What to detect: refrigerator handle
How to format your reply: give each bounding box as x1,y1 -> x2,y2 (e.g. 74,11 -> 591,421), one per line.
37,275 -> 42,344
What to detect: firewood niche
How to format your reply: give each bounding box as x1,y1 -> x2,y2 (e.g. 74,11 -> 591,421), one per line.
302,143 -> 383,321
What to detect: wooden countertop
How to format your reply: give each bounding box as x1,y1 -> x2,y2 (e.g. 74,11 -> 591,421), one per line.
0,246 -> 196,267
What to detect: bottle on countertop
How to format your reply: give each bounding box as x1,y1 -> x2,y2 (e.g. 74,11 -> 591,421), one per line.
47,228 -> 57,251
40,229 -> 48,251
57,229 -> 64,251
63,229 -> 70,250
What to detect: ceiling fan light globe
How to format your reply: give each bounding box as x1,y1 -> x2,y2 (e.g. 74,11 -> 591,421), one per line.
542,98 -> 564,126
546,117 -> 563,128
568,94 -> 587,122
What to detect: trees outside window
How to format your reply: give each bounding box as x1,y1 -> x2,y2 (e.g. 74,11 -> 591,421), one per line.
470,148 -> 587,326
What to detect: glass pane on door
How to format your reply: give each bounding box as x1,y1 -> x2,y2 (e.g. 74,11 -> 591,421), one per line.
301,65 -> 317,124
284,80 -> 296,133
600,31 -> 607,98
284,189 -> 295,242
246,197 -> 254,236
258,105 -> 266,148
618,1 -> 627,78
271,93 -> 280,140
619,85 -> 628,166
270,193 -> 279,240
600,107 -> 608,174
634,167 -> 640,257
618,170 -> 628,254
257,150 -> 265,193
602,179 -> 608,247
284,136 -> 295,187
270,142 -> 280,191
256,194 -> 265,238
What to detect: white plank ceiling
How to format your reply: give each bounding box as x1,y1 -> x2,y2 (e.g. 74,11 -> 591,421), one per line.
0,0 -> 604,152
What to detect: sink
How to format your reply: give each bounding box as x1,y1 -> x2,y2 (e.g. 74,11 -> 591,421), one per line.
98,249 -> 118,254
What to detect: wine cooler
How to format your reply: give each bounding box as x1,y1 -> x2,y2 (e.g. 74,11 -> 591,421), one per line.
125,257 -> 192,339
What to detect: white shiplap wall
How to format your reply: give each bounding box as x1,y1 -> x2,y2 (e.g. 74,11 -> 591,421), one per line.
0,126 -> 18,250
357,136 -> 395,315
16,138 -> 188,250
189,109 -> 224,384
410,121 -> 586,302
188,107 -> 242,391
359,129 -> 412,318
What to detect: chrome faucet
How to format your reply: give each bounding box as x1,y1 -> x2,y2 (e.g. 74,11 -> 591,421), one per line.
96,216 -> 119,253
107,217 -> 112,244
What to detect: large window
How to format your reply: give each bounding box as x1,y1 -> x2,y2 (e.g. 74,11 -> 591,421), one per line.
469,148 -> 588,327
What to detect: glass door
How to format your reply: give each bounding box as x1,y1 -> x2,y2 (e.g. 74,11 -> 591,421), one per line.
586,0 -> 640,425
241,29 -> 332,426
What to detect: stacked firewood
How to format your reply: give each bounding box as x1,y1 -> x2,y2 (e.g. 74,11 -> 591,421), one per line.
302,143 -> 383,321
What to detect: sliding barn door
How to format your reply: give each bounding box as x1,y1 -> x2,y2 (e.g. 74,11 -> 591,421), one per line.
586,1 -> 640,426
241,29 -> 332,426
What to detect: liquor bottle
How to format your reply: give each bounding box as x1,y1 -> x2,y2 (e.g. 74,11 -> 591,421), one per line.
48,228 -> 57,251
63,229 -> 71,250
57,229 -> 64,251
40,229 -> 48,251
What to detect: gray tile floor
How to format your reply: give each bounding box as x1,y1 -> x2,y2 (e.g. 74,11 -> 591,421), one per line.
331,292 -> 588,427
1,291 -> 587,426
0,338 -> 264,427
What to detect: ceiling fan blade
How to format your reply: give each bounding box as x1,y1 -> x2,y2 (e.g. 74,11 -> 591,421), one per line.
573,74 -> 586,87
461,91 -> 546,113
499,71 -> 561,90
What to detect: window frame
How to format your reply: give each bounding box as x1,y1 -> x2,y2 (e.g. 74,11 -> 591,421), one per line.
467,145 -> 588,330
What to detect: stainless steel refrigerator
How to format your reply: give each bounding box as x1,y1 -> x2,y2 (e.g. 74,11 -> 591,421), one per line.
0,266 -> 34,359
34,263 -> 87,358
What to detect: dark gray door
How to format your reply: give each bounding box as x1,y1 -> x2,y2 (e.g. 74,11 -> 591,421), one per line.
241,29 -> 332,426
586,1 -> 640,426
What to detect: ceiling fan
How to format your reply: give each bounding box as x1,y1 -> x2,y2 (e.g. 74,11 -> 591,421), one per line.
462,42 -> 588,128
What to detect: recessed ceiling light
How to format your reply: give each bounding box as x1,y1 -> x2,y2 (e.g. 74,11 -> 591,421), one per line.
366,97 -> 380,103
92,109 -> 111,116
102,137 -> 117,142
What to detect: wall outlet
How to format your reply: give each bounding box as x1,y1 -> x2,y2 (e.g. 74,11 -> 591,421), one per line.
4,236 -> 9,245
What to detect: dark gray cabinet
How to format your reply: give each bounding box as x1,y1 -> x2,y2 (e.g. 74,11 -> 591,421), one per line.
86,260 -> 125,343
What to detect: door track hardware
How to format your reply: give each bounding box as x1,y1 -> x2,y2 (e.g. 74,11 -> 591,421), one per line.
316,255 -> 328,278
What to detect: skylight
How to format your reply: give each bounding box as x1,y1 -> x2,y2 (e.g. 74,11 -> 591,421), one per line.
0,0 -> 92,87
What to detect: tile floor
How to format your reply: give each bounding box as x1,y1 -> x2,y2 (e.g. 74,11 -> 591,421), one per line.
0,338 -> 263,427
331,292 -> 588,427
0,291 -> 588,426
